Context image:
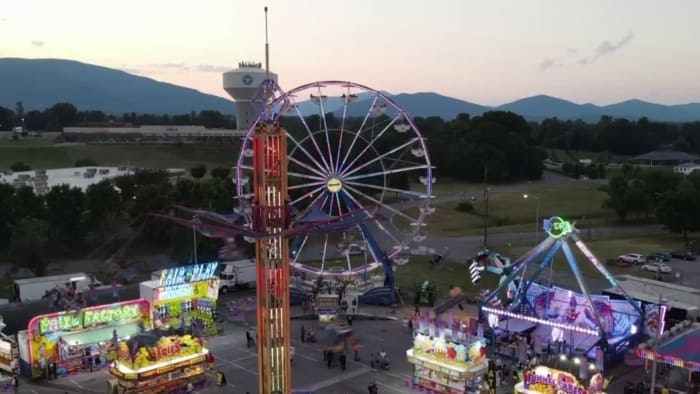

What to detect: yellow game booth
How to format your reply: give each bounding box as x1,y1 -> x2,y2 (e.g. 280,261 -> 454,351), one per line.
108,334 -> 211,394
514,366 -> 606,394
407,332 -> 489,394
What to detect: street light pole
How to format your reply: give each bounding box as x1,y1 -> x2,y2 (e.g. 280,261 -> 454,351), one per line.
483,165 -> 489,248
523,194 -> 540,246
587,179 -> 592,241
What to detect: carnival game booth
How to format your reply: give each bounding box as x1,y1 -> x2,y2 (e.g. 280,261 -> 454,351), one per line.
109,333 -> 211,394
139,262 -> 220,336
514,365 -> 607,394
407,312 -> 489,393
17,298 -> 151,379
478,217 -> 644,368
636,321 -> 700,391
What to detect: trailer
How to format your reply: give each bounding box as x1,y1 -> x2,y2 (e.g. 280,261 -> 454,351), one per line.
218,259 -> 257,293
12,272 -> 103,301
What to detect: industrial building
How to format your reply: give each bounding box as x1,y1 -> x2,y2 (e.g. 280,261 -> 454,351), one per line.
0,167 -> 134,194
62,125 -> 245,143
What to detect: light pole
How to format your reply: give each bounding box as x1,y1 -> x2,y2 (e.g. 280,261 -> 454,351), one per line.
586,179 -> 592,241
483,165 -> 489,248
523,194 -> 540,246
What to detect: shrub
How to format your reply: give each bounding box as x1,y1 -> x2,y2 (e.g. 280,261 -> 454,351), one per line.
455,201 -> 474,213
210,166 -> 231,179
190,164 -> 207,179
10,161 -> 30,172
75,158 -> 98,167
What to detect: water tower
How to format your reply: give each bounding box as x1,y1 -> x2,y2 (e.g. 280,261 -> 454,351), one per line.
223,62 -> 279,130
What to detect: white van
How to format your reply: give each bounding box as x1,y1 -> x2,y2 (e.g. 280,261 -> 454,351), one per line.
13,273 -> 104,301
219,259 -> 257,293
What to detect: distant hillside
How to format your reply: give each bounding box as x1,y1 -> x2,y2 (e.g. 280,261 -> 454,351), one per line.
328,92 -> 490,119
0,58 -> 235,114
2,58 -> 700,122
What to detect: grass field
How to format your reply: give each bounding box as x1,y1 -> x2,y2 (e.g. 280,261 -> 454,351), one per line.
0,139 -> 241,170
400,182 -> 612,236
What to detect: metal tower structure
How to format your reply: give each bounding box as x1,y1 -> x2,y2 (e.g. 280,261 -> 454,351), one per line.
251,119 -> 291,394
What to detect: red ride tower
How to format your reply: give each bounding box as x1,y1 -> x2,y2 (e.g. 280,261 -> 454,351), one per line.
251,120 -> 291,394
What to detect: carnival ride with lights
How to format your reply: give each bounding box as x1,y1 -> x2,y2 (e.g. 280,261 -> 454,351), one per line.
477,216 -> 646,363
234,81 -> 434,304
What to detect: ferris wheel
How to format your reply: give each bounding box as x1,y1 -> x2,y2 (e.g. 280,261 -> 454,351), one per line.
234,81 -> 434,278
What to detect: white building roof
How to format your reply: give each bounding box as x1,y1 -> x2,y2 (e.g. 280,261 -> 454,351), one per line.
0,166 -> 133,193
605,274 -> 700,311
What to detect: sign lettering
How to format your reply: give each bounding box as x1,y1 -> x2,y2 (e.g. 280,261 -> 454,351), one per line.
159,262 -> 219,287
525,371 -> 587,394
543,216 -> 573,239
38,302 -> 144,334
83,304 -> 141,327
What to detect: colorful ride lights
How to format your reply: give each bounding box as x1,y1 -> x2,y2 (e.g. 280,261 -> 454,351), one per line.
469,261 -> 485,284
480,307 -> 600,336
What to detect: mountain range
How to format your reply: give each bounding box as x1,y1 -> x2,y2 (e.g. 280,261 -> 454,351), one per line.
2,58 -> 700,123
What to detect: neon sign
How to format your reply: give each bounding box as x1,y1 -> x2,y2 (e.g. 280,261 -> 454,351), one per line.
83,304 -> 141,327
159,262 -> 218,287
34,299 -> 149,334
154,283 -> 192,302
543,216 -> 573,238
524,369 -> 587,394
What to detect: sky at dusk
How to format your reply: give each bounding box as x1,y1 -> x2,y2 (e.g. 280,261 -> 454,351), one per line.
2,0 -> 700,105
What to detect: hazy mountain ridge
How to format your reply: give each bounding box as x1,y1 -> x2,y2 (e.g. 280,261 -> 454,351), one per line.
0,58 -> 236,115
2,58 -> 699,122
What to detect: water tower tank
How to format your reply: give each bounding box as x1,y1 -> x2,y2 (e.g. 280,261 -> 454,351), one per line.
223,61 -> 279,131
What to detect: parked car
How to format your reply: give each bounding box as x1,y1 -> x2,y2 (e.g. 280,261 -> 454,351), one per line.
670,251 -> 697,261
641,262 -> 672,273
647,252 -> 671,262
618,253 -> 647,265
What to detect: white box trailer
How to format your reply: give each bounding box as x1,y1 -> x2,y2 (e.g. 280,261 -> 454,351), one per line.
13,272 -> 103,301
219,259 -> 257,293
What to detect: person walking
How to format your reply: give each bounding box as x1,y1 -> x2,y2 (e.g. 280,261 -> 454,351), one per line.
353,341 -> 362,361
368,380 -> 378,394
369,353 -> 376,371
290,345 -> 295,365
339,353 -> 347,371
327,350 -> 334,368
301,325 -> 306,343
414,303 -> 421,317
408,318 -> 413,332
245,329 -> 253,348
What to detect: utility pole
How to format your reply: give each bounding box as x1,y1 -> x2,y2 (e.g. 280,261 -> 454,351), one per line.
587,179 -> 592,241
483,165 -> 489,248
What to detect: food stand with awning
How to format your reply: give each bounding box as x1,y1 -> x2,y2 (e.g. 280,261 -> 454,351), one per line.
140,262 -> 220,336
18,298 -> 151,379
407,312 -> 489,394
514,365 -> 606,394
109,334 -> 211,393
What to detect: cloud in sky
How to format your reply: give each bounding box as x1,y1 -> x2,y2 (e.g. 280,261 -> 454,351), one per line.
149,62 -> 190,71
579,31 -> 635,65
30,40 -> 45,47
196,64 -> 230,73
540,31 -> 634,70
539,58 -> 562,71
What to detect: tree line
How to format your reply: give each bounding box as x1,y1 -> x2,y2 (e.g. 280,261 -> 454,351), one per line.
603,166 -> 700,243
0,101 -> 235,131
0,168 -> 243,277
532,116 -> 700,156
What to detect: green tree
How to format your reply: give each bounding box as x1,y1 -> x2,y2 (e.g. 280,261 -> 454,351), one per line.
190,164 -> 207,179
75,158 -> 99,167
657,186 -> 700,244
0,106 -> 14,131
10,161 -> 31,171
9,218 -> 50,276
85,180 -> 122,227
0,184 -> 14,250
603,175 -> 631,222
49,102 -> 78,128
45,185 -> 86,249
210,167 -> 231,179
11,186 -> 45,220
